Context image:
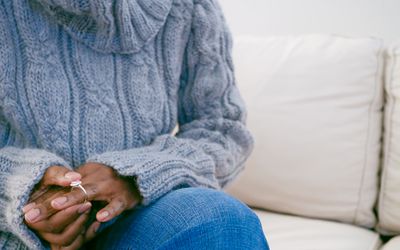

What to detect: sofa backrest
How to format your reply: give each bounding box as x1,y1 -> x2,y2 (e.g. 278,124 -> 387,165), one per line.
378,41 -> 400,235
226,35 -> 384,228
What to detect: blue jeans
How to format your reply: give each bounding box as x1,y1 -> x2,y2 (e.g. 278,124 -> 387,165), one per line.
87,187 -> 269,250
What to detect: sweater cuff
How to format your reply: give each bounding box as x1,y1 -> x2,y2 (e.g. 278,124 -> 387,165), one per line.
0,232 -> 30,250
87,135 -> 220,205
1,147 -> 70,249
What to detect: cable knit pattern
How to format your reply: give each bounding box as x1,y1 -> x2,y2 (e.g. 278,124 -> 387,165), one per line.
0,0 -> 253,249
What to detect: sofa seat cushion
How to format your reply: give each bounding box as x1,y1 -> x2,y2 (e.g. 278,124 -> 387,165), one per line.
254,209 -> 382,250
381,237 -> 400,250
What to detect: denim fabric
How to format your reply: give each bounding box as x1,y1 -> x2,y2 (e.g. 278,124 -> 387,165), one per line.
87,188 -> 269,250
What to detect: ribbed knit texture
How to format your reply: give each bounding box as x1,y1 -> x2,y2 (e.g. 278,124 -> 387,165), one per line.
0,0 -> 254,249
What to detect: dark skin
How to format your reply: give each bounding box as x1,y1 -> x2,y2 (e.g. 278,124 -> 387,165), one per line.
23,164 -> 142,250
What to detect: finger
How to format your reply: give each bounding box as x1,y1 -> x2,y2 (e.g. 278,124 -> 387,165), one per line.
43,166 -> 81,187
24,191 -> 65,223
50,234 -> 85,250
24,207 -> 42,224
96,197 -> 127,222
50,202 -> 91,233
29,186 -> 53,203
51,183 -> 100,210
28,186 -> 66,205
85,221 -> 101,242
22,202 -> 36,213
41,210 -> 90,246
61,235 -> 84,250
26,202 -> 92,233
24,188 -> 71,223
51,245 -> 60,250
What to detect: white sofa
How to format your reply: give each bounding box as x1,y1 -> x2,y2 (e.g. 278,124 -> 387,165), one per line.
225,35 -> 400,250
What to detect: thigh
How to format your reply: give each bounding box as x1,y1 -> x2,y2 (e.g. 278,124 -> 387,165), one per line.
88,187 -> 268,250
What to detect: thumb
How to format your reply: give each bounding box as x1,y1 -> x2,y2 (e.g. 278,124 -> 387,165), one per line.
42,165 -> 81,187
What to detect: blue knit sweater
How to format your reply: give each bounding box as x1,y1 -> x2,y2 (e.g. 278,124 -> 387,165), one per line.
0,0 -> 253,249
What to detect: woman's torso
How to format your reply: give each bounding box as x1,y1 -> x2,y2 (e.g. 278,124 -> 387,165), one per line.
0,0 -> 194,167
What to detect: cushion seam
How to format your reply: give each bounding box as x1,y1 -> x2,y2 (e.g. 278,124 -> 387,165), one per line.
353,42 -> 384,226
378,46 -> 398,231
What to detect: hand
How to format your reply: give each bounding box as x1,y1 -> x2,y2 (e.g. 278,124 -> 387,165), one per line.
25,189 -> 94,249
49,224 -> 98,250
22,166 -> 98,249
51,163 -> 141,223
24,165 -> 82,223
47,207 -> 99,250
25,196 -> 98,250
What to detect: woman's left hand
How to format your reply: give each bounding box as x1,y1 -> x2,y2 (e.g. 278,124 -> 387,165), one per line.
51,162 -> 142,223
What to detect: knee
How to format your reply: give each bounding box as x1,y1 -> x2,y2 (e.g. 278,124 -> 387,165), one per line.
163,187 -> 262,230
158,187 -> 269,249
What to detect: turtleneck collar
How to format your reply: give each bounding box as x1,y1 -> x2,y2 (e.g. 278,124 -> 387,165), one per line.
35,0 -> 173,54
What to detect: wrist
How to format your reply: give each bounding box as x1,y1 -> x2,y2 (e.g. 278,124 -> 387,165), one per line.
121,175 -> 143,205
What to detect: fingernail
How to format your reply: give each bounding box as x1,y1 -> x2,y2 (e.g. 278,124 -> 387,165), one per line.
64,172 -> 81,181
52,197 -> 68,207
25,208 -> 40,222
78,202 -> 92,214
22,203 -> 36,213
97,211 -> 109,221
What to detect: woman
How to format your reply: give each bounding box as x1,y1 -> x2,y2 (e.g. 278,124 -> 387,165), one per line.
0,0 -> 269,249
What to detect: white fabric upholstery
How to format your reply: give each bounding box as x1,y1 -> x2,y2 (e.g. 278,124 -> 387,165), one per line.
255,210 -> 381,250
226,35 -> 384,228
381,237 -> 400,250
378,41 -> 400,234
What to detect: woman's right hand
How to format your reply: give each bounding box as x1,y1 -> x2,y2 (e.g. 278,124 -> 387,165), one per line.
23,166 -> 99,249
24,166 -> 82,223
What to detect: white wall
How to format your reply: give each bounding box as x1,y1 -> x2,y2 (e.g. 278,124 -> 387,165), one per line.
219,0 -> 400,43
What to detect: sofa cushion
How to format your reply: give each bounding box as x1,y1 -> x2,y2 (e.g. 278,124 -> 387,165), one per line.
255,210 -> 381,250
226,35 -> 384,228
377,41 -> 400,234
381,237 -> 400,250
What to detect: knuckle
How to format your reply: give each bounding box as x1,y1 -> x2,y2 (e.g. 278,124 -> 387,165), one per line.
40,233 -> 52,242
70,190 -> 83,203
115,198 -> 126,210
108,198 -> 126,214
46,166 -> 57,174
126,199 -> 136,210
66,235 -> 84,250
51,236 -> 65,246
49,166 -> 62,177
103,166 -> 115,176
84,163 -> 98,171
46,223 -> 58,234
86,184 -> 98,197
44,166 -> 64,185
61,234 -> 76,246
103,168 -> 114,176
41,204 -> 56,217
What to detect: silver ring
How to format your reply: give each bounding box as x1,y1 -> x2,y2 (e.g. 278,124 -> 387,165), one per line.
70,180 -> 88,204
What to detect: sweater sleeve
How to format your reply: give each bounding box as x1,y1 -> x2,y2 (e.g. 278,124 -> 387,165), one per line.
0,114 -> 70,249
88,0 -> 254,205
